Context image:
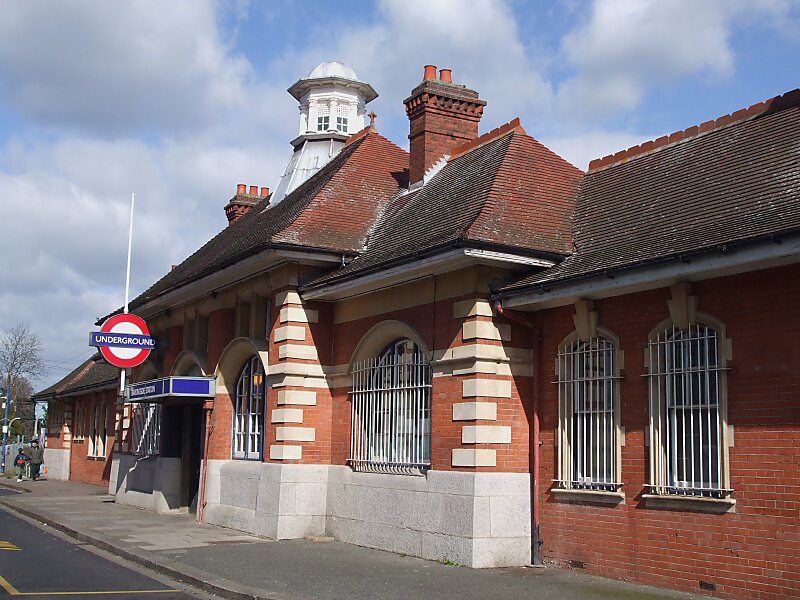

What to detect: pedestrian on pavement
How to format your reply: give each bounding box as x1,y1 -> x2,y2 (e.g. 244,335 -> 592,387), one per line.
13,448 -> 28,482
29,439 -> 44,482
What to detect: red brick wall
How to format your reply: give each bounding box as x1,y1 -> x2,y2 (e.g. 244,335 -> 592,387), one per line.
533,263 -> 800,600
207,393 -> 232,460
162,324 -> 184,376
331,294 -> 531,472
68,389 -> 115,486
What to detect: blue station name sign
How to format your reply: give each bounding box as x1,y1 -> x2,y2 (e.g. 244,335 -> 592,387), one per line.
125,376 -> 216,403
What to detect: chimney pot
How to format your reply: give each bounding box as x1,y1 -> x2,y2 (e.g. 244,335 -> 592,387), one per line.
423,65 -> 437,81
439,68 -> 452,83
237,183 -> 246,194
260,187 -> 269,197
249,185 -> 258,196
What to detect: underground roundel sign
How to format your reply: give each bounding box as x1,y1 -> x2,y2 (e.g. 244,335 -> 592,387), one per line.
90,314 -> 156,369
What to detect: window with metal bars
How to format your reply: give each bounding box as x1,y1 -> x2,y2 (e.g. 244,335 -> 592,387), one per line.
349,339 -> 432,474
556,335 -> 621,491
233,356 -> 265,460
89,400 -> 109,457
647,323 -> 729,498
131,403 -> 161,456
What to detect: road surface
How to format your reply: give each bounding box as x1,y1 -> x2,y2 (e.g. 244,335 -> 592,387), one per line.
0,489 -> 201,599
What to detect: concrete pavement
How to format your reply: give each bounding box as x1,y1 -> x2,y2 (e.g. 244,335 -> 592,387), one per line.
0,478 -> 708,600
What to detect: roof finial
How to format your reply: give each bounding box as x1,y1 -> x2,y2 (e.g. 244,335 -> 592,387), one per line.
368,111 -> 377,130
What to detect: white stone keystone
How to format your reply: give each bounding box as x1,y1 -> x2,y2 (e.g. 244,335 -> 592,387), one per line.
274,325 -> 306,342
462,321 -> 511,342
279,344 -> 319,360
452,448 -> 497,467
280,307 -> 319,324
461,425 -> 512,444
277,390 -> 317,406
276,427 -> 316,442
453,299 -> 494,319
271,408 -> 304,423
462,379 -> 512,398
453,402 -> 498,421
276,290 -> 302,306
270,445 -> 302,460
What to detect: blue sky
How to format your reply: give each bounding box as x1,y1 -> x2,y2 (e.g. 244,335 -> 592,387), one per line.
0,0 -> 798,388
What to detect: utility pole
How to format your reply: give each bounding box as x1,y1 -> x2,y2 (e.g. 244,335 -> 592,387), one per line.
1,386 -> 10,473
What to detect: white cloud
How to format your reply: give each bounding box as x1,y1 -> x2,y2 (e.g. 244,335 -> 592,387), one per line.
0,0 -> 255,135
556,0 -> 796,118
540,129 -> 660,171
276,0 -> 554,142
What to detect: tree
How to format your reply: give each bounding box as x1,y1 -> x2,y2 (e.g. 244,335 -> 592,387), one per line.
0,324 -> 46,439
9,377 -> 34,439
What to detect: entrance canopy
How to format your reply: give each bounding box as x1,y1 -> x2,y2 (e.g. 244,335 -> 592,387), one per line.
125,376 -> 215,403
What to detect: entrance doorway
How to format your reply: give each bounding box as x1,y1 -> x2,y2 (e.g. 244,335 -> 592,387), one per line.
162,403 -> 205,513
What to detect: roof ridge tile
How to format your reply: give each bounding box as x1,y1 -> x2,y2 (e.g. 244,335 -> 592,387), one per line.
449,117 -> 523,160
588,88 -> 800,173
344,124 -> 374,147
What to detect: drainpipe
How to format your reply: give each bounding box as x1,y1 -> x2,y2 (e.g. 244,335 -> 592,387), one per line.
495,301 -> 543,565
197,402 -> 214,524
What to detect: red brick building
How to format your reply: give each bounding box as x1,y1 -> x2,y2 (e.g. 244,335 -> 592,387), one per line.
40,63 -> 799,599
33,355 -> 117,486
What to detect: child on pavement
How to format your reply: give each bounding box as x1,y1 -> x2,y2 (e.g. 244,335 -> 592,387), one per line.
14,448 -> 28,482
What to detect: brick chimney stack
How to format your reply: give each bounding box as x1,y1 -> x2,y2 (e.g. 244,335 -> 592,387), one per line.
404,65 -> 487,184
224,184 -> 269,225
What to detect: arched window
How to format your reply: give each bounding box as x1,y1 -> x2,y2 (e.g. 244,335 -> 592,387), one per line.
556,335 -> 621,491
350,339 -> 432,474
232,356 -> 265,460
647,322 -> 729,498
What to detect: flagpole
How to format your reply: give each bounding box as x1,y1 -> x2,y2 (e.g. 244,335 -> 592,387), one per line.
120,193 -> 135,394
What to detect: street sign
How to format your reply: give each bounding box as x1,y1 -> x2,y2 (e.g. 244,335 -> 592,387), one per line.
90,314 -> 156,369
126,376 -> 215,403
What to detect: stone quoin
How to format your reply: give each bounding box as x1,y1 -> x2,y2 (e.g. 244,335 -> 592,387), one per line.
33,63 -> 800,600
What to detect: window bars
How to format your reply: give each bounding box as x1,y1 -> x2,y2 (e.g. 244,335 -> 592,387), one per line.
349,339 -> 432,474
556,337 -> 622,491
647,324 -> 729,498
131,403 -> 161,456
233,356 -> 265,460
87,399 -> 108,457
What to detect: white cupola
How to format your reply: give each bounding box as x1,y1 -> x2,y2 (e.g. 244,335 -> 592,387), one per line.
271,62 -> 378,203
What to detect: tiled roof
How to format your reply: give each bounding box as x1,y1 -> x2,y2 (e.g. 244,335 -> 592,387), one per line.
125,130 -> 408,312
498,91 -> 800,295
304,124 -> 582,288
32,354 -> 118,400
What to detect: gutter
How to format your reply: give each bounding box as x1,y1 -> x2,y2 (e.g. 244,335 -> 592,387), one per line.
494,229 -> 800,308
102,244 -> 349,324
301,240 -> 564,299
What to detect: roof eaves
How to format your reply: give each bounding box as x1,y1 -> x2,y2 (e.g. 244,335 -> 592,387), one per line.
494,226 -> 800,299
302,238 -> 567,292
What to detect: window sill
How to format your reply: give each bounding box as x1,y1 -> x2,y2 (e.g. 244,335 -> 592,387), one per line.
551,488 -> 625,506
642,494 -> 735,514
